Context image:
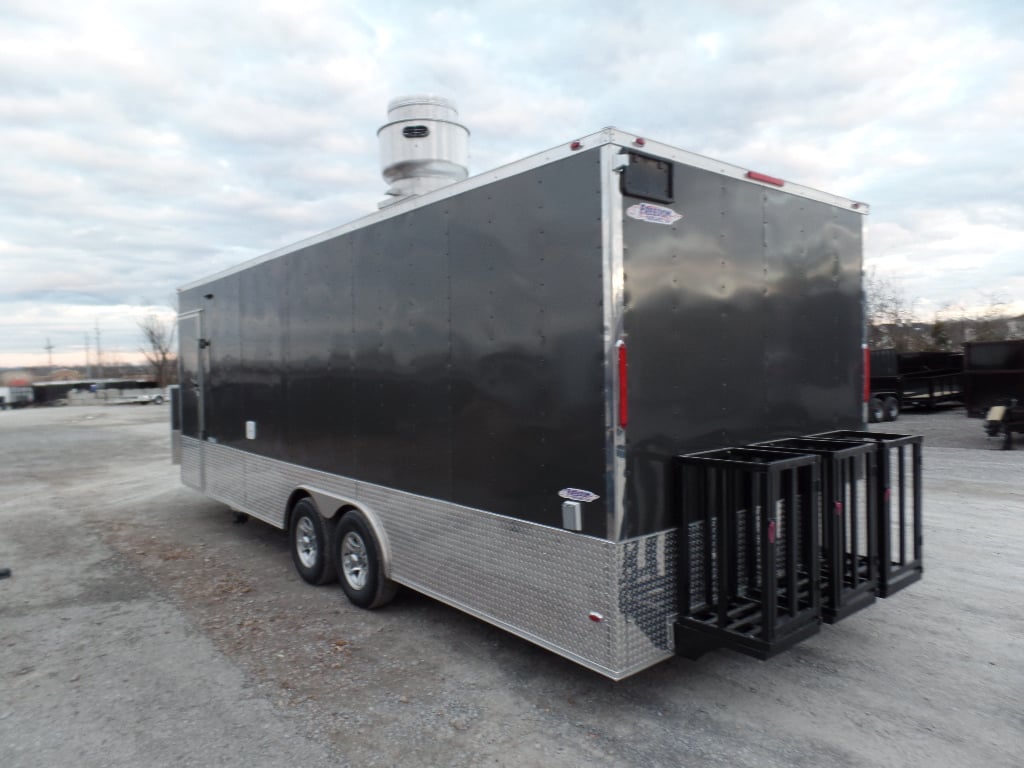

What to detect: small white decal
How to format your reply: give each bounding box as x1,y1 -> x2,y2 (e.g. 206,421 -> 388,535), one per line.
626,202 -> 682,226
559,488 -> 600,503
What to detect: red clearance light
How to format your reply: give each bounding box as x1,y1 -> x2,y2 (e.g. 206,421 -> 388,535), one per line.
746,170 -> 785,187
617,340 -> 628,428
570,140 -> 583,150
633,137 -> 646,147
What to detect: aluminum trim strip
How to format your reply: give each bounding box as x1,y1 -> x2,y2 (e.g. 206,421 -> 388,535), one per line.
171,429 -> 182,465
601,143 -> 629,542
180,127 -> 865,294
601,128 -> 869,214
177,132 -> 610,292
181,437 -> 202,490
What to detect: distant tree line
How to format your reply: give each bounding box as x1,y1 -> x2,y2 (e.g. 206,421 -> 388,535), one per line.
865,269 -> 1023,352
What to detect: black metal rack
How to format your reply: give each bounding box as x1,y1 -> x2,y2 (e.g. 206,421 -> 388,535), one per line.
810,431 -> 923,597
674,430 -> 923,661
674,448 -> 821,660
751,437 -> 878,623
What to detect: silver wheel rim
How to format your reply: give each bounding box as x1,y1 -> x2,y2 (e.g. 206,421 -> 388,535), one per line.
295,516 -> 318,569
341,531 -> 368,590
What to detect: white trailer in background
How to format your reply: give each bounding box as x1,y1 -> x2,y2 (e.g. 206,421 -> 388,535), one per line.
0,386 -> 33,410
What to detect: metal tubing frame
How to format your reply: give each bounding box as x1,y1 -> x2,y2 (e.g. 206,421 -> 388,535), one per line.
809,430 -> 923,597
674,448 -> 821,659
752,437 -> 879,622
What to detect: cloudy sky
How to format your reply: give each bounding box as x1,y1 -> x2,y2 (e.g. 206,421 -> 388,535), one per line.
1,0 -> 1021,369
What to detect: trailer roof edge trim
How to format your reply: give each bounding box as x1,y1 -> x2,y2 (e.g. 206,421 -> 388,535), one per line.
602,128 -> 869,214
178,126 -> 869,292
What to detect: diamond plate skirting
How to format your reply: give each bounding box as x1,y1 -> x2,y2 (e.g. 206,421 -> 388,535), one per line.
179,437 -> 676,679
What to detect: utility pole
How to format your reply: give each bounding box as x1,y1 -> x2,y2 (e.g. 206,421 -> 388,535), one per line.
84,333 -> 92,379
44,338 -> 54,368
94,321 -> 103,379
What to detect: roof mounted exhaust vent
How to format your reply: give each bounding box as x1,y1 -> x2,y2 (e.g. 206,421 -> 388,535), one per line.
378,95 -> 469,209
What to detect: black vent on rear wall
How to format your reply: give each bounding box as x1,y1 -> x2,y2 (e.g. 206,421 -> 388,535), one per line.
403,125 -> 430,138
620,151 -> 674,203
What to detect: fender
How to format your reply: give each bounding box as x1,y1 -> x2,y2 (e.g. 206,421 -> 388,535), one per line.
296,485 -> 393,578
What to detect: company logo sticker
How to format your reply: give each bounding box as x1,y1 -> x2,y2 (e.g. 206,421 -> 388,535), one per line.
559,488 -> 600,503
626,202 -> 682,226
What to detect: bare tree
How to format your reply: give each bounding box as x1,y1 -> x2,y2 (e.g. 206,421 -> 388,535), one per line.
864,268 -> 921,350
927,312 -> 953,352
138,314 -> 177,387
867,271 -> 1021,351
926,294 -> 1017,348
967,292 -> 1011,342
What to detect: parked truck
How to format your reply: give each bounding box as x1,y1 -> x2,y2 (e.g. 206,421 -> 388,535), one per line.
175,97 -> 923,679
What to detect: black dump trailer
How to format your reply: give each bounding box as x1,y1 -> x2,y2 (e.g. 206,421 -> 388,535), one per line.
868,349 -> 963,421
176,127 -> 923,679
963,339 -> 1024,447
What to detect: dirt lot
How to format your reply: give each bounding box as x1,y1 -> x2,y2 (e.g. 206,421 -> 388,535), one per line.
1,405 -> 1021,767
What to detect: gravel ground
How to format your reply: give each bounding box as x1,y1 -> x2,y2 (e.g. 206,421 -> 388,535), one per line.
0,404 -> 1021,767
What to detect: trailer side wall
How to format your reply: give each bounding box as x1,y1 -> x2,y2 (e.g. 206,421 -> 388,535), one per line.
179,149 -> 609,535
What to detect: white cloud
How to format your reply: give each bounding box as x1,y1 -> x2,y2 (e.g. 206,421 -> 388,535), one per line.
1,0 -> 1022,368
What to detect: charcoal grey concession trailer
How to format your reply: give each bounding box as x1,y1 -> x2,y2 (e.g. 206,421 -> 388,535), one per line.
177,106 -> 922,679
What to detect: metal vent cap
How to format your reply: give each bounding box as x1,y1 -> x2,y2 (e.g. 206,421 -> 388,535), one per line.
378,94 -> 469,208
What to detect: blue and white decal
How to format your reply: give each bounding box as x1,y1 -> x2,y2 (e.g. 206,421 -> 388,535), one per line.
559,487 -> 600,503
626,202 -> 682,226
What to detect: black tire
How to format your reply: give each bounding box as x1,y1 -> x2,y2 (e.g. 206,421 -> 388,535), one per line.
152,395 -> 164,405
289,498 -> 337,585
868,397 -> 884,424
882,396 -> 900,422
335,510 -> 396,609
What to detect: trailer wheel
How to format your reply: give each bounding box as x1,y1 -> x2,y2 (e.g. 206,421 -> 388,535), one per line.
289,498 -> 337,585
335,511 -> 396,609
882,396 -> 900,422
868,397 -> 884,424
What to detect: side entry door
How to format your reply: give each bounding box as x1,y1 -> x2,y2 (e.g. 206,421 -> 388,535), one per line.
177,310 -> 206,442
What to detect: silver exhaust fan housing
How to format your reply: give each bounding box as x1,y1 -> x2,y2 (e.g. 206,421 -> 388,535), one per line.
378,95 -> 469,208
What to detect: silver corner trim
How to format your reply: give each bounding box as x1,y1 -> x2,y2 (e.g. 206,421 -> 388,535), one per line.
600,144 -> 627,542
